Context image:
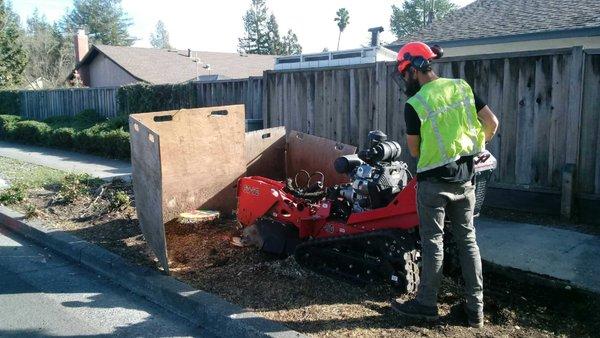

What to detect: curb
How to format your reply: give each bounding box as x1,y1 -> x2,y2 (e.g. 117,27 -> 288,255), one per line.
0,206 -> 304,338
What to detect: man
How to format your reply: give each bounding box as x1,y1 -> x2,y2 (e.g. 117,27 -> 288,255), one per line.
389,42 -> 499,328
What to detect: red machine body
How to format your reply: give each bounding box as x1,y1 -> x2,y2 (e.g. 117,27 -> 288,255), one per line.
235,129 -> 496,291
236,176 -> 419,239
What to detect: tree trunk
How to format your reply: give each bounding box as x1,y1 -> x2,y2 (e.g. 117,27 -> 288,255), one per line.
337,30 -> 341,51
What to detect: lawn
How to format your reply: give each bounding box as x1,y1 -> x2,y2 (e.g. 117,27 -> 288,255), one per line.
0,156 -> 66,189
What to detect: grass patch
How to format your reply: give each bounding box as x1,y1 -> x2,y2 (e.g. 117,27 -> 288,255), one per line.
23,203 -> 40,218
57,173 -> 103,203
0,184 -> 27,204
0,156 -> 66,189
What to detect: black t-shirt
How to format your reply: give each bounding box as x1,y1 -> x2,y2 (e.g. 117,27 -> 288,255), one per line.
404,91 -> 487,182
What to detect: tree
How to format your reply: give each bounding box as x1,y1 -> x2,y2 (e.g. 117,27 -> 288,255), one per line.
238,0 -> 270,54
150,20 -> 171,49
238,0 -> 302,55
23,9 -> 74,88
0,0 -> 27,88
266,14 -> 281,54
334,8 -> 349,51
280,29 -> 302,55
390,0 -> 456,38
61,0 -> 135,46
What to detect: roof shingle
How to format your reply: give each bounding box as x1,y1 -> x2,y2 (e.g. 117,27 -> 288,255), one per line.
392,0 -> 600,45
81,45 -> 275,84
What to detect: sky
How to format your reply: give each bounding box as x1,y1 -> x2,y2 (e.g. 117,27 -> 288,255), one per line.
12,0 -> 476,53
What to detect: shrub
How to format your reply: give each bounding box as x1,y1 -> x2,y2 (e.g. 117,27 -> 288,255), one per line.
12,120 -> 51,145
105,115 -> 129,131
0,184 -> 27,205
57,173 -> 101,203
1,112 -> 131,160
0,115 -> 22,140
43,110 -> 102,131
108,190 -> 131,210
73,109 -> 103,129
24,203 -> 40,218
48,127 -> 77,148
43,115 -> 73,127
0,91 -> 21,115
117,82 -> 196,115
75,128 -> 103,155
0,114 -> 22,126
100,129 -> 130,159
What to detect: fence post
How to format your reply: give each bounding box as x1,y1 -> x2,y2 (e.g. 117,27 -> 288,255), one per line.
561,163 -> 576,220
19,91 -> 26,118
375,62 -> 387,132
561,46 -> 585,218
262,71 -> 270,129
565,46 -> 584,164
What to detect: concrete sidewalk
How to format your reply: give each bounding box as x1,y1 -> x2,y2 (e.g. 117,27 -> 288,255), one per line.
476,217 -> 600,294
0,141 -> 131,181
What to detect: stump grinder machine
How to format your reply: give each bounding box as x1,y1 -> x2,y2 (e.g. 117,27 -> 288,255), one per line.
236,130 -> 496,293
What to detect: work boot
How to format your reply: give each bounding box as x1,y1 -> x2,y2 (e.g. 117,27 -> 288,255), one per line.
463,304 -> 484,328
390,299 -> 439,321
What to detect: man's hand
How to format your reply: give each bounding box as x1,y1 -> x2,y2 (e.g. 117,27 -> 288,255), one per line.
477,105 -> 499,142
407,134 -> 420,158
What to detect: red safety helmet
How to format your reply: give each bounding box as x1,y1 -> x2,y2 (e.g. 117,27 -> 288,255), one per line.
396,41 -> 443,75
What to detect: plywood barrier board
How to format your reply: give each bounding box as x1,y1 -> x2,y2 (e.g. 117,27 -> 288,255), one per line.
129,119 -> 166,270
286,131 -> 357,186
130,105 -> 356,273
245,127 -> 286,180
129,105 -> 246,272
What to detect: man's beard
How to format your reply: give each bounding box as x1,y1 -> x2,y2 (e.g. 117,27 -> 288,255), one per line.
404,76 -> 421,97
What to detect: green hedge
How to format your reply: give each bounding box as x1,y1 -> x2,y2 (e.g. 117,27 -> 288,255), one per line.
0,114 -> 22,139
0,110 -> 130,159
13,120 -> 52,145
48,127 -> 77,148
0,91 -> 21,115
117,82 -> 197,115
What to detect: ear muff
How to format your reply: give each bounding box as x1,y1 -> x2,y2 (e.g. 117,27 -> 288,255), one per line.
430,45 -> 444,59
403,53 -> 431,73
411,56 -> 431,72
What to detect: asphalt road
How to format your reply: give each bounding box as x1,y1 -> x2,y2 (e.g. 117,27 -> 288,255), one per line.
0,227 -> 214,337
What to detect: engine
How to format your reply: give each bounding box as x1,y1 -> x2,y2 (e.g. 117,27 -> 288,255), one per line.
333,131 -> 410,213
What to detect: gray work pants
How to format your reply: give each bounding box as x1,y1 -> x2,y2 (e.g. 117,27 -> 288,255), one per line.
415,180 -> 483,315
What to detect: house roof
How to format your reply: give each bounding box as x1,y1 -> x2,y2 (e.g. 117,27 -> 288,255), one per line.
76,45 -> 276,84
390,0 -> 600,47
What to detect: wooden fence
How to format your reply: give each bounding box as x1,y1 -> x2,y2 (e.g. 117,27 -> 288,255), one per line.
14,77 -> 264,120
5,47 -> 599,217
196,77 -> 263,120
20,87 -> 119,119
262,47 -> 600,214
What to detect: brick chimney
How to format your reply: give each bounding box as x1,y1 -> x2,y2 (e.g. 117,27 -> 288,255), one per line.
74,29 -> 89,63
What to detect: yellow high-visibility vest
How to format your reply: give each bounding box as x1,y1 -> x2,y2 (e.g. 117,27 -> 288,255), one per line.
407,78 -> 486,173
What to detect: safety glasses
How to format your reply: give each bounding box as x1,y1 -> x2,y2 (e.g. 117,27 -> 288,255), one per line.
391,62 -> 408,91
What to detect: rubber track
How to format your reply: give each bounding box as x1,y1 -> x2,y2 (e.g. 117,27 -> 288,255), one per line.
294,229 -> 421,293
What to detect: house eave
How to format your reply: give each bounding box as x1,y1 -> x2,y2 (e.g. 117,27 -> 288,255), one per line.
386,26 -> 600,51
67,45 -> 147,84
